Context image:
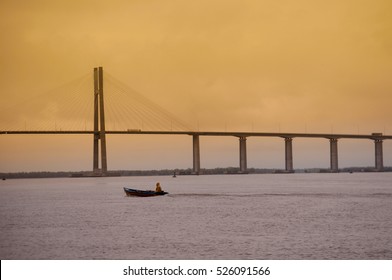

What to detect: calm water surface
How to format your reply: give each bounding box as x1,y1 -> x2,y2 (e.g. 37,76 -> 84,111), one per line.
0,173 -> 391,259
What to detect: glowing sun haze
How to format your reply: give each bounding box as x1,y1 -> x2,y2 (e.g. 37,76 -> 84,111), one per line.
0,0 -> 391,172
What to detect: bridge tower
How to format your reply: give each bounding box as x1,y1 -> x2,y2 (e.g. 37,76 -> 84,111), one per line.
93,67 -> 108,175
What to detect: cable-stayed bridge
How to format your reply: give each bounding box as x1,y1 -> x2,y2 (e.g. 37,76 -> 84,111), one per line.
1,67 -> 391,175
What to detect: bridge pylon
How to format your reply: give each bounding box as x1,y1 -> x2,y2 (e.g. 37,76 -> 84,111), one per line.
93,67 -> 108,175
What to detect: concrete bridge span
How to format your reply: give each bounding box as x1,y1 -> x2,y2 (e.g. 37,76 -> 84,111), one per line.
1,129 -> 390,174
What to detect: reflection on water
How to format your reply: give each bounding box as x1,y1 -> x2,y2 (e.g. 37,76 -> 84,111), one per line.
0,173 -> 391,259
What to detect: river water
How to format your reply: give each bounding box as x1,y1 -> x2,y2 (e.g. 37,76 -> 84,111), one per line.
0,173 -> 391,259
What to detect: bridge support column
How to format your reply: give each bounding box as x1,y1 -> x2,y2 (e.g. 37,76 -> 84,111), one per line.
239,136 -> 247,173
92,67 -> 107,175
192,134 -> 201,175
93,68 -> 99,173
374,139 -> 384,171
329,138 -> 339,172
285,137 -> 294,172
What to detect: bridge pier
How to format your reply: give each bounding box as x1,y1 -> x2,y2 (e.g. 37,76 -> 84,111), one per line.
285,137 -> 294,172
192,134 -> 201,175
239,136 -> 247,173
374,139 -> 384,171
92,67 -> 107,175
329,138 -> 339,172
93,68 -> 99,173
93,133 -> 99,173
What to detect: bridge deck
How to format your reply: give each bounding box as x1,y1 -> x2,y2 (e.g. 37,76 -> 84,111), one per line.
1,130 -> 391,140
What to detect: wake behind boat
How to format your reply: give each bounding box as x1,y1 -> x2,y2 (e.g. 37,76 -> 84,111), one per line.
123,187 -> 168,197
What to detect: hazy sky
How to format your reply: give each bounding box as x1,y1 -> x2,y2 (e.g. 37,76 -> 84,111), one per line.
1,0 -> 391,172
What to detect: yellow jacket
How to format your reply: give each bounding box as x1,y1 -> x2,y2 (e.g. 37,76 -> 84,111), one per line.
155,183 -> 162,192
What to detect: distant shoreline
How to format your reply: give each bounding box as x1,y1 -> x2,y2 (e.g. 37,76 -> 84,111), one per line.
1,166 -> 391,179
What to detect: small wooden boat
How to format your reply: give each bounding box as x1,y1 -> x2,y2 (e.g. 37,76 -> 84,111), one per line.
123,187 -> 168,197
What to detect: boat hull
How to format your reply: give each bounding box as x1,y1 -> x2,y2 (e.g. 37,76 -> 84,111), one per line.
123,187 -> 168,197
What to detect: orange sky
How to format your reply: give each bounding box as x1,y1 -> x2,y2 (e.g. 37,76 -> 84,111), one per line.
1,0 -> 391,172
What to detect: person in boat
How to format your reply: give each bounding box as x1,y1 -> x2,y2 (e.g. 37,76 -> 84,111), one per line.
155,182 -> 163,193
